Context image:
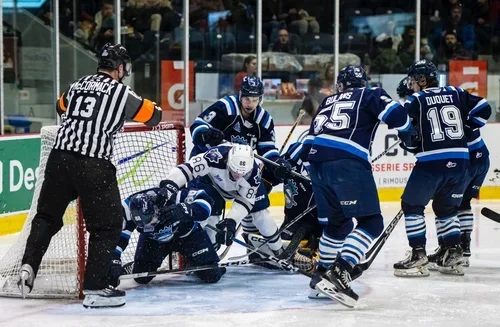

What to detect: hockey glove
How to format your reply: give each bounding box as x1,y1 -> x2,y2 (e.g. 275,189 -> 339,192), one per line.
159,203 -> 193,225
398,126 -> 420,148
202,128 -> 225,146
109,258 -> 124,287
215,218 -> 237,246
273,157 -> 293,180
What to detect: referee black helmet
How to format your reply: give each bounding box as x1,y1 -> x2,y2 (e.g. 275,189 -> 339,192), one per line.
97,43 -> 132,77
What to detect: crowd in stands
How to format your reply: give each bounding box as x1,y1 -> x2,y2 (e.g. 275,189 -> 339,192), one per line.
28,0 -> 500,71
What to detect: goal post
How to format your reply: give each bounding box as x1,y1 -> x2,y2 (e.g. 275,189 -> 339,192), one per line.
0,122 -> 185,299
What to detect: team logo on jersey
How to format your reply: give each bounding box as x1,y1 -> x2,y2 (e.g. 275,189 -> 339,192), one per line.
446,161 -> 457,168
233,122 -> 241,133
284,180 -> 298,209
231,135 -> 248,145
476,152 -> 483,159
253,171 -> 261,185
152,223 -> 179,242
205,148 -> 223,164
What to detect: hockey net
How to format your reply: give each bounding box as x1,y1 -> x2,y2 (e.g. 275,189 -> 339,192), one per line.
0,122 -> 185,299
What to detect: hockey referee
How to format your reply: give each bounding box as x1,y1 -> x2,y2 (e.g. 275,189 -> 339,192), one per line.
18,43 -> 162,308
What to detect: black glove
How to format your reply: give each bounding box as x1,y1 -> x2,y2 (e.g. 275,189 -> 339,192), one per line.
273,157 -> 293,180
109,258 -> 124,287
398,126 -> 420,148
202,128 -> 225,146
159,203 -> 192,225
215,218 -> 237,246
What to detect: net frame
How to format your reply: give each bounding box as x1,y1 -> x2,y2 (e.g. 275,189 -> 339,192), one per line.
0,122 -> 185,299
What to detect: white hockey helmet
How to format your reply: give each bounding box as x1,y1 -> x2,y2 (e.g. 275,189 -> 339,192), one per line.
227,144 -> 254,179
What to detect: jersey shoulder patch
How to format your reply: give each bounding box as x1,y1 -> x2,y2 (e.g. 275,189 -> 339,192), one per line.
204,147 -> 224,164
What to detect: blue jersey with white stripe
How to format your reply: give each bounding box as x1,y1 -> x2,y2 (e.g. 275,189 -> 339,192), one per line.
114,187 -> 213,257
190,95 -> 279,160
301,87 -> 410,167
404,86 -> 491,171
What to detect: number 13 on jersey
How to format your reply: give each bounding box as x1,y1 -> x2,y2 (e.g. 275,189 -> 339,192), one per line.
314,101 -> 356,134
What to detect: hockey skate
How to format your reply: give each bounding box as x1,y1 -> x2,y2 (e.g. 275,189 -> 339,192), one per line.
427,245 -> 445,271
393,247 -> 430,277
18,264 -> 35,299
83,286 -> 126,308
437,245 -> 464,276
308,265 -> 329,299
461,232 -> 471,267
315,259 -> 359,308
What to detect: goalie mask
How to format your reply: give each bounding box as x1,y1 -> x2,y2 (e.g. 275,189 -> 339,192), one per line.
227,144 -> 254,180
129,188 -> 171,229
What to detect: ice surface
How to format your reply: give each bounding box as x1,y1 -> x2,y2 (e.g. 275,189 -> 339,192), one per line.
1,201 -> 500,327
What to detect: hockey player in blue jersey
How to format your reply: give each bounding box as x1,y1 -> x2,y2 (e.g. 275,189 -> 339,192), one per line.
393,59 -> 491,277
300,65 -> 413,307
189,76 -> 291,256
427,128 -> 490,270
109,182 -> 224,286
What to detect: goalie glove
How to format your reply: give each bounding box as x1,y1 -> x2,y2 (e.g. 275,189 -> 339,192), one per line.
215,218 -> 237,246
159,203 -> 193,226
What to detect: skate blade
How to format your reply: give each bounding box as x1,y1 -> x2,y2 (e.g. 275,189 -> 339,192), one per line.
428,262 -> 438,271
314,279 -> 356,308
394,265 -> 430,277
83,295 -> 126,309
308,288 -> 330,300
437,265 -> 464,276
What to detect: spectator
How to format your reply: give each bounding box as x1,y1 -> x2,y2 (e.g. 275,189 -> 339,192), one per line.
375,20 -> 403,52
234,55 -> 257,92
288,8 -> 320,35
300,79 -> 326,124
433,4 -> 475,50
472,0 -> 491,54
435,30 -> 472,67
125,0 -> 172,34
269,28 -> 297,53
262,0 -> 285,42
371,37 -> 405,73
74,20 -> 93,48
93,0 -> 115,51
319,64 -> 335,94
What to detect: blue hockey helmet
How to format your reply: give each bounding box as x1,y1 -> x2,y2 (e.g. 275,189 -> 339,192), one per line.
128,189 -> 167,229
397,77 -> 413,98
336,65 -> 368,91
97,43 -> 132,77
240,75 -> 264,99
407,59 -> 438,79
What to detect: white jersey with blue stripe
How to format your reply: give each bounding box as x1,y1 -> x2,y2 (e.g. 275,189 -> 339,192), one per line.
404,86 -> 491,170
190,95 -> 279,160
301,87 -> 410,167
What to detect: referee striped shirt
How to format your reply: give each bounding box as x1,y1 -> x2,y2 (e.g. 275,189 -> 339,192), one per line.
54,72 -> 161,160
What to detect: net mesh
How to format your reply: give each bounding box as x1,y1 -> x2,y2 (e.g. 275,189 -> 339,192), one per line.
0,122 -> 185,299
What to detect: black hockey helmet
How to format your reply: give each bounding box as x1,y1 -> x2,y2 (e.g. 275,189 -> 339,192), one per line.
97,43 -> 132,77
397,77 -> 413,98
407,59 -> 438,88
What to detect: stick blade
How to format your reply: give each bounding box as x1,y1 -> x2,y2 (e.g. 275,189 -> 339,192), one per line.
481,207 -> 500,223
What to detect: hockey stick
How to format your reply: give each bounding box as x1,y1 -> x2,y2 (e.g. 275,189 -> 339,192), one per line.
371,140 -> 402,163
481,207 -> 500,223
119,257 -> 271,280
279,109 -> 306,155
227,204 -> 317,261
350,209 -> 404,278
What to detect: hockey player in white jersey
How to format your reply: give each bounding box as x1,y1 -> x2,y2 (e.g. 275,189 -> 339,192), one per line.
164,143 -> 286,255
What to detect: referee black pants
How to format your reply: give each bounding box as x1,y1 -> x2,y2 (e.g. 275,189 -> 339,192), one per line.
22,149 -> 123,290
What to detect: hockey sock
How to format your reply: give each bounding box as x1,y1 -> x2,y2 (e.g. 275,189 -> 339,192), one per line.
241,215 -> 259,234
318,232 -> 344,268
458,209 -> 474,234
405,215 -> 426,248
340,228 -> 375,266
435,215 -> 461,247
